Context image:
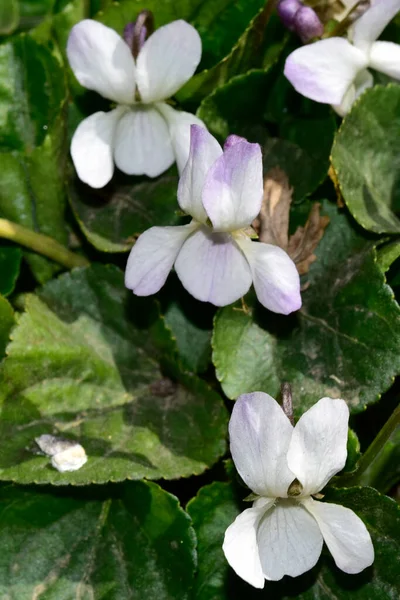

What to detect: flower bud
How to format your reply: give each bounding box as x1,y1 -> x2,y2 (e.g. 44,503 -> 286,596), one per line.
294,6 -> 324,42
277,0 -> 303,31
123,10 -> 154,58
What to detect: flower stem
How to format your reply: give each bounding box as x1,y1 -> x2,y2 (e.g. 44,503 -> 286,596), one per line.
335,403 -> 400,488
0,218 -> 89,270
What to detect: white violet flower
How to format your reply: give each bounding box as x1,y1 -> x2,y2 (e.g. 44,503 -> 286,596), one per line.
125,126 -> 301,314
223,392 -> 374,586
67,17 -> 204,188
284,0 -> 400,115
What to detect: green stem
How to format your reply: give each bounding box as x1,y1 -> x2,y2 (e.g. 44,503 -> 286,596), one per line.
335,403 -> 400,488
0,218 -> 89,270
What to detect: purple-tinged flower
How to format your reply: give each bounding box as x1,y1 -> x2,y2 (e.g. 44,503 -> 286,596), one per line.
125,126 -> 301,314
294,6 -> 324,42
223,392 -> 374,587
284,0 -> 400,115
277,0 -> 303,30
67,19 -> 203,188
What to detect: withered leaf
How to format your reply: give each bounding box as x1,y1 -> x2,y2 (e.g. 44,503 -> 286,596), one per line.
288,203 -> 330,275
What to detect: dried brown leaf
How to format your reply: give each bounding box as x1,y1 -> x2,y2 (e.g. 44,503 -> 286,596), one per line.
253,167 -> 293,249
288,203 -> 330,275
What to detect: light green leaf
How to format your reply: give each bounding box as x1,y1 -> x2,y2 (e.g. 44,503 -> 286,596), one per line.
189,484 -> 400,599
68,170 -> 182,253
0,481 -> 196,599
0,0 -> 19,34
0,36 -> 69,283
0,245 -> 22,296
0,295 -> 14,359
212,201 -> 400,414
331,85 -> 400,234
0,264 -> 228,484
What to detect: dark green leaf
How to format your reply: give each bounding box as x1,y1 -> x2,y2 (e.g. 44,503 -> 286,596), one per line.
161,275 -> 214,373
68,171 -> 182,253
189,484 -> 400,599
0,264 -> 228,484
0,295 -> 14,359
0,481 -> 196,599
0,36 -> 69,282
177,6 -> 285,106
0,0 -> 19,34
187,482 -> 239,600
212,201 -> 400,414
0,245 -> 22,296
331,85 -> 400,234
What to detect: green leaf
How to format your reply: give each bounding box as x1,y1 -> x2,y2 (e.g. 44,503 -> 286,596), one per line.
187,482 -> 239,600
0,295 -> 14,359
343,428 -> 361,473
161,275 -> 214,373
0,264 -> 228,484
189,484 -> 400,599
0,36 -> 68,283
331,85 -> 400,234
377,239 -> 400,273
0,245 -> 22,296
177,5 -> 285,106
68,171 -> 182,253
0,481 -> 196,599
212,201 -> 400,414
0,0 -> 19,34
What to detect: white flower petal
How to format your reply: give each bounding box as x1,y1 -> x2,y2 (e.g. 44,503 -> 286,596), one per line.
287,398 -> 349,495
174,226 -> 252,306
156,103 -> 208,175
284,38 -> 368,105
229,392 -> 295,498
125,224 -> 196,296
352,0 -> 400,52
332,69 -> 373,116
136,20 -> 201,103
369,41 -> 400,79
114,107 -> 174,177
302,498 -> 374,574
175,124 -> 222,223
202,140 -> 263,232
237,239 -> 301,315
71,108 -> 123,188
223,499 -> 274,590
257,500 -> 323,580
67,19 -> 136,104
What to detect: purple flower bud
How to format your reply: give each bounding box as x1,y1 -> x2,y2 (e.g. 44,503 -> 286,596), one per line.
293,6 -> 324,42
123,22 -> 135,49
123,10 -> 154,58
277,0 -> 303,31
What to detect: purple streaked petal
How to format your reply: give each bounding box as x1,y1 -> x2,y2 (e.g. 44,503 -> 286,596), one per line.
284,38 -> 368,105
136,20 -> 202,103
229,392 -> 295,498
156,104 -> 208,176
257,500 -> 323,580
67,19 -> 136,104
352,0 -> 400,52
202,140 -> 263,232
114,106 -> 174,177
176,124 -> 222,222
71,108 -> 124,188
125,224 -> 196,296
238,239 -> 301,315
174,226 -> 252,306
